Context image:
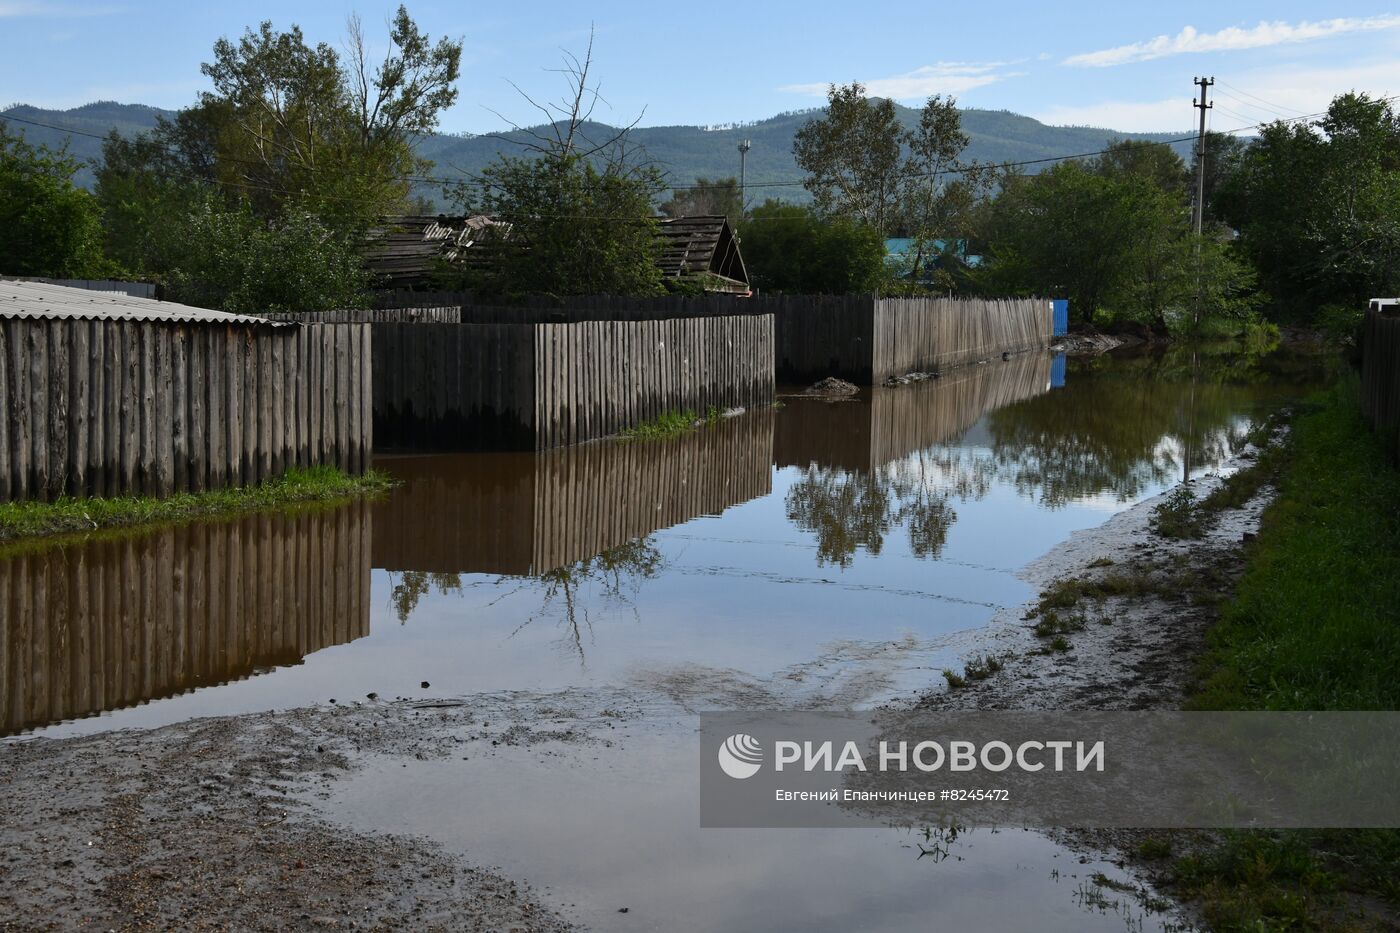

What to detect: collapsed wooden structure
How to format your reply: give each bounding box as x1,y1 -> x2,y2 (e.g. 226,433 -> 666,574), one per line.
363,214 -> 751,294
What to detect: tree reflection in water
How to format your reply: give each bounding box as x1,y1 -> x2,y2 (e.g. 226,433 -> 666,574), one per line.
786,449 -> 973,568
388,538 -> 665,662
786,346 -> 1330,565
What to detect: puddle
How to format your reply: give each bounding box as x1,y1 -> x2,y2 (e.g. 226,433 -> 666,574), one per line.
2,344 -> 1332,930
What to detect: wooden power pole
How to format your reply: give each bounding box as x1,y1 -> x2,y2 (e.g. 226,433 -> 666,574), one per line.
1192,77 -> 1214,235
1191,77 -> 1214,327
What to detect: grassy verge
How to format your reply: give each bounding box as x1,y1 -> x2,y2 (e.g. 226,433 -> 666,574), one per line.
618,407 -> 722,440
1191,381 -> 1400,710
1155,378 -> 1400,930
0,466 -> 395,545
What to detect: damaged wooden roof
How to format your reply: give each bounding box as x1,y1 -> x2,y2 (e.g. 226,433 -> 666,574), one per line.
364,214 -> 750,294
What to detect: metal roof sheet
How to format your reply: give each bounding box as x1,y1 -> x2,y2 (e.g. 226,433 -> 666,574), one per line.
0,280 -> 291,327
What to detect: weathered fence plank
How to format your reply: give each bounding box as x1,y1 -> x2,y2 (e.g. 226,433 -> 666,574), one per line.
0,320 -> 371,502
1362,303 -> 1400,459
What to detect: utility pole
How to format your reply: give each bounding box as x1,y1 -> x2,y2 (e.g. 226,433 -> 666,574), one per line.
1191,77 -> 1214,328
1192,77 -> 1214,235
737,139 -> 752,216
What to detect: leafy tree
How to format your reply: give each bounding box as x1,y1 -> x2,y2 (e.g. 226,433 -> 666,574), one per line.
1217,93 -> 1400,318
0,126 -> 108,277
95,128 -> 209,274
197,7 -> 460,232
1093,139 -> 1189,197
979,161 -> 1166,323
794,85 -> 979,245
659,176 -> 742,225
740,200 -> 885,294
1193,130 -> 1248,224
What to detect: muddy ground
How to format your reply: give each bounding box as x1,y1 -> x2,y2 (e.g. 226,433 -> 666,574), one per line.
0,691 -> 654,931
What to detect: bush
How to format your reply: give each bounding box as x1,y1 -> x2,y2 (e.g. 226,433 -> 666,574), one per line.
164,204 -> 369,313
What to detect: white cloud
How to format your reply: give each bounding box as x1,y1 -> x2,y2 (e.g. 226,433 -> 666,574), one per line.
1033,98 -> 1198,133
780,62 -> 1020,101
0,2 -> 120,15
1035,57 -> 1400,133
1065,15 -> 1400,67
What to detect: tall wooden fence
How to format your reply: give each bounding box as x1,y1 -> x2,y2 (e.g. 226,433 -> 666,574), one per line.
364,294 -> 1049,385
372,410 -> 773,576
0,319 -> 371,502
0,502 -> 371,735
871,297 -> 1052,383
371,314 -> 773,450
1362,303 -> 1400,456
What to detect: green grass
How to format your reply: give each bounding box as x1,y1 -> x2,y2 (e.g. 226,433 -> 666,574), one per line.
618,408 -> 723,440
1191,381 -> 1400,711
0,466 -> 394,544
1160,378 -> 1400,930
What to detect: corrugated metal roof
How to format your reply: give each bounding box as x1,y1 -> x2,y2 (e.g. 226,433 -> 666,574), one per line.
0,280 -> 290,327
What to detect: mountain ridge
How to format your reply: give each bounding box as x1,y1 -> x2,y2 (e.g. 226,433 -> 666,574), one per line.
2,100 -> 1195,204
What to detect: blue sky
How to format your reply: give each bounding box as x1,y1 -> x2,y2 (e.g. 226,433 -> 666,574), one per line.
5,1 -> 1400,133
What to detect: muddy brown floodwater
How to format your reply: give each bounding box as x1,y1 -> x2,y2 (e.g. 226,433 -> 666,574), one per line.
2,346 -> 1333,931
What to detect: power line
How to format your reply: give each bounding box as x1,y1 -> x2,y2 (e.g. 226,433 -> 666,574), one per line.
1217,80 -> 1308,117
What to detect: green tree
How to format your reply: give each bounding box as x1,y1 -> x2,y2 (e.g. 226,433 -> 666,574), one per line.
1217,93 -> 1400,318
979,161 -> 1165,323
162,202 -> 369,313
740,200 -> 885,294
659,176 -> 742,225
793,83 -> 905,233
1194,130 -> 1248,224
445,33 -> 666,299
1093,139 -> 1189,197
794,86 -> 979,246
466,152 -> 666,298
0,126 -> 108,277
198,7 -> 460,232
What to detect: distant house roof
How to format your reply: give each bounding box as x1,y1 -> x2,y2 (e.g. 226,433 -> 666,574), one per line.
0,280 -> 288,327
364,214 -> 751,294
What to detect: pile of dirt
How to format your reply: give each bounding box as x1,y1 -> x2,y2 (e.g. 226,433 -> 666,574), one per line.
804,377 -> 859,396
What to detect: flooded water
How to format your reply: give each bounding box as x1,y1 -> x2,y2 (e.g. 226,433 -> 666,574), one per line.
2,345 -> 1331,930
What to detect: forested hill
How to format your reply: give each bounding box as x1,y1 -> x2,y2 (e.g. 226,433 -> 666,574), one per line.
3,99 -> 1193,203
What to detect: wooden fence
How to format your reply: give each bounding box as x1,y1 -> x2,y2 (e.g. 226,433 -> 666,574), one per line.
0,502 -> 371,735
371,314 -> 773,450
1362,303 -> 1400,456
776,352 -> 1054,472
372,410 -> 773,576
364,294 -> 1049,385
872,297 -> 1052,383
0,319 -> 371,502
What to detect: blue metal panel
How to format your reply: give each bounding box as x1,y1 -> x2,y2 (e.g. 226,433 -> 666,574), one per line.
1050,352 -> 1067,389
1051,299 -> 1069,337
